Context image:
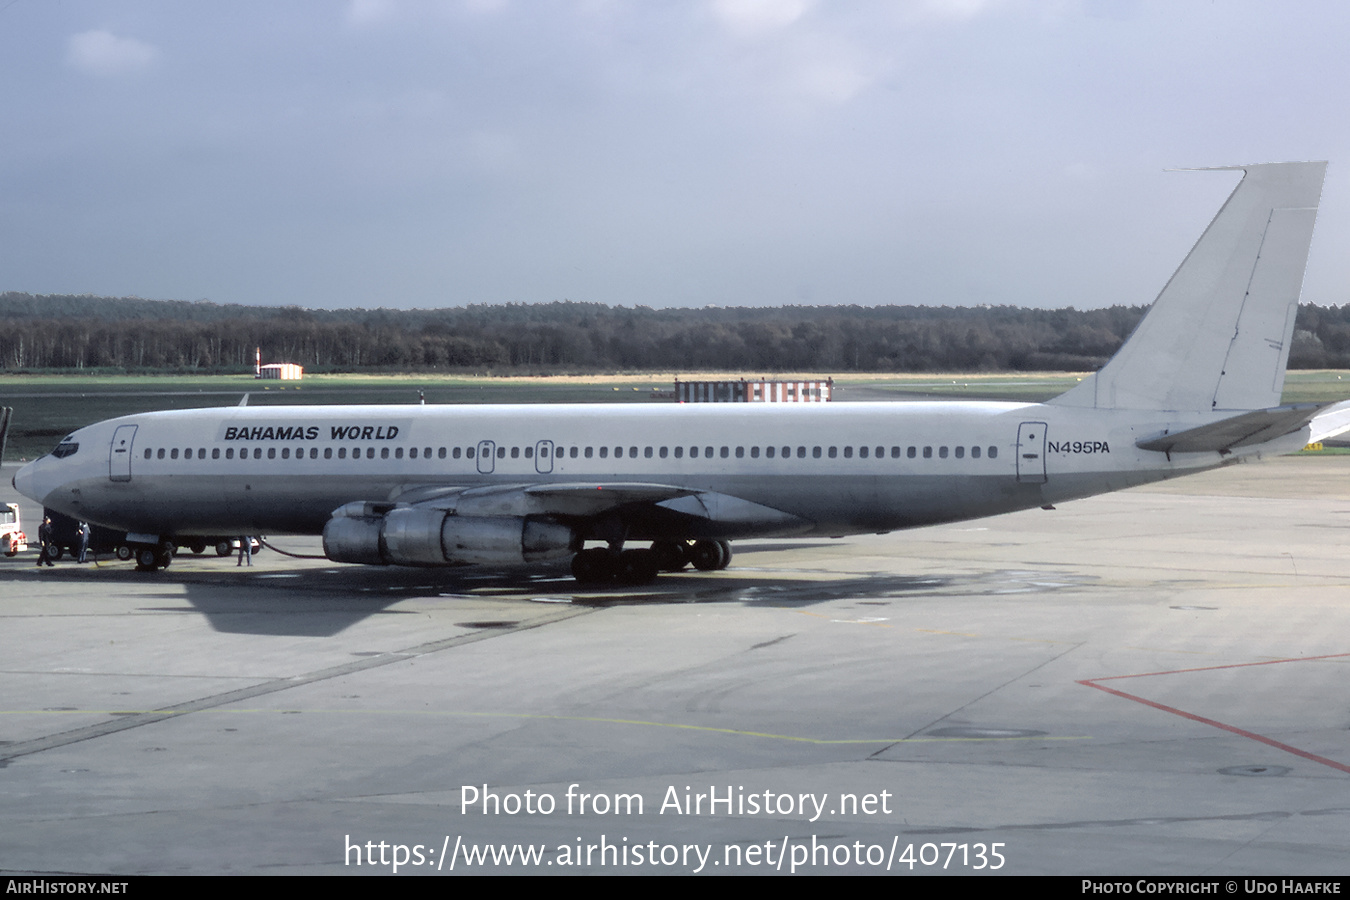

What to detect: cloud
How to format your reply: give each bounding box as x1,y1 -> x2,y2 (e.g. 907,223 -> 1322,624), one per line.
795,56 -> 874,105
919,0 -> 1001,20
65,30 -> 158,77
345,0 -> 399,26
710,0 -> 812,37
344,0 -> 507,26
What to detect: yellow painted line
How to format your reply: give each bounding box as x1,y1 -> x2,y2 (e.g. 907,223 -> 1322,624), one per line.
1,707 -> 1091,746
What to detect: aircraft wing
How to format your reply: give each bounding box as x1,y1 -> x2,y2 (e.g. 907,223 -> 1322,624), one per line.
385,481 -> 810,533
1135,402 -> 1349,454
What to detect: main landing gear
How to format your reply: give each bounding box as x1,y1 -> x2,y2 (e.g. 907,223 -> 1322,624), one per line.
571,539 -> 731,586
131,541 -> 175,572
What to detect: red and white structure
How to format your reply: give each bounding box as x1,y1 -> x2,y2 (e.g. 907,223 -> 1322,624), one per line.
254,347 -> 303,380
674,378 -> 832,403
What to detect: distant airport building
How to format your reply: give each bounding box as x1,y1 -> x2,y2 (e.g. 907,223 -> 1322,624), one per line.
674,377 -> 832,403
254,348 -> 303,380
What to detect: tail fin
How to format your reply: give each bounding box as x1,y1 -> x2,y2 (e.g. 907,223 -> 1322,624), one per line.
1051,162 -> 1325,413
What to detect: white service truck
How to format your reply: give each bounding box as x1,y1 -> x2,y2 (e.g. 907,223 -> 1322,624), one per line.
2,503 -> 28,556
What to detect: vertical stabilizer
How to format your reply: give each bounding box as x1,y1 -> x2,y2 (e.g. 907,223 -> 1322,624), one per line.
1051,162 -> 1325,413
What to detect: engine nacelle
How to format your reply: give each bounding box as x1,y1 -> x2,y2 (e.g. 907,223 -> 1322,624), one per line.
323,505 -> 576,567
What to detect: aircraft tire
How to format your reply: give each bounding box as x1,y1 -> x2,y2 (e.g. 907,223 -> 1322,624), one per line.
189,541 -> 206,555
571,548 -> 614,585
215,541 -> 232,557
116,544 -> 133,561
715,540 -> 732,570
617,549 -> 659,585
651,540 -> 689,572
48,545 -> 64,562
135,547 -> 159,571
689,539 -> 724,571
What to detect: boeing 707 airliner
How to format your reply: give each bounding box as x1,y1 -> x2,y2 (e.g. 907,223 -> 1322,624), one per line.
15,163 -> 1350,583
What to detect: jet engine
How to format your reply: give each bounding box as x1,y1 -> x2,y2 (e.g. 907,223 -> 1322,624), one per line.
322,502 -> 577,567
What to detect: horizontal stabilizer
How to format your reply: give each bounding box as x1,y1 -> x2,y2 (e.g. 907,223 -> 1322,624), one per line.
1136,404 -> 1328,453
1307,400 -> 1350,444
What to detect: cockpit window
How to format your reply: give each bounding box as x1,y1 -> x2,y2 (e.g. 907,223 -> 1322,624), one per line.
51,441 -> 79,459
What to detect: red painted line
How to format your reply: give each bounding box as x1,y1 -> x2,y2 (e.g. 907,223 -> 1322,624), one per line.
1078,653 -> 1350,776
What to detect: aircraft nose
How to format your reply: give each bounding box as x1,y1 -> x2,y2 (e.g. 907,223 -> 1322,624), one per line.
13,459 -> 44,504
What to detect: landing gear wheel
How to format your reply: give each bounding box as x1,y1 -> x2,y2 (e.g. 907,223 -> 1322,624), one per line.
48,545 -> 64,562
616,549 -> 659,585
571,548 -> 615,585
715,540 -> 733,570
135,547 -> 159,571
116,544 -> 133,561
215,541 -> 232,557
189,541 -> 206,555
650,540 -> 689,572
689,539 -> 725,571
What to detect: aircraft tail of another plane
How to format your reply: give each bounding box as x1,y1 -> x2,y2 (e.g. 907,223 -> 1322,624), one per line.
1051,162 -> 1326,414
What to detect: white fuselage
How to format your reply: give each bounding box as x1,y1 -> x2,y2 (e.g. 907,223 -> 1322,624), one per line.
14,400 -> 1282,542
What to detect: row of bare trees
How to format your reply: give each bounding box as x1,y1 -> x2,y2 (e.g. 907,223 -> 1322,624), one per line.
3,292 -> 1347,373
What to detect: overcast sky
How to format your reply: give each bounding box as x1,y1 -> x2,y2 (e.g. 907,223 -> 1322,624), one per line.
3,1 -> 1350,312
